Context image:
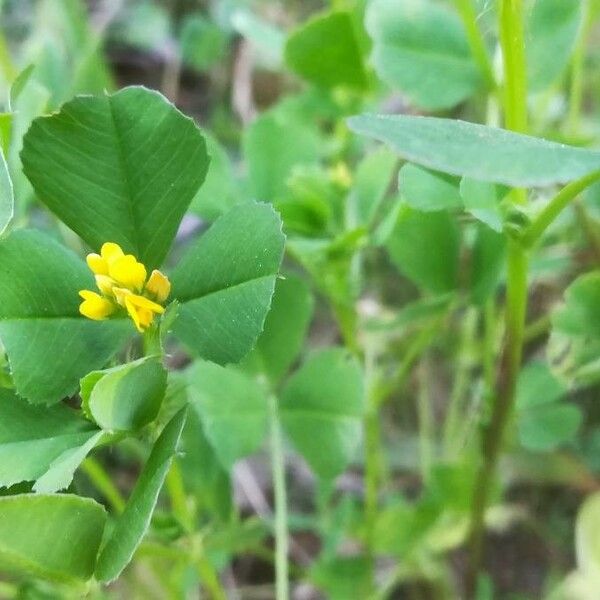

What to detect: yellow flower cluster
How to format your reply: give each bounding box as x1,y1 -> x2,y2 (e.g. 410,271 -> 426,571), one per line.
79,242 -> 171,332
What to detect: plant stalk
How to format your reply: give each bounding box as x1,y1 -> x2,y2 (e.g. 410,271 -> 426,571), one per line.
522,170 -> 600,248
466,0 -> 528,593
270,395 -> 290,600
466,240 -> 528,595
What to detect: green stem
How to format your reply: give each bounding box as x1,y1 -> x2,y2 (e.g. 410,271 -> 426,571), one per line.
482,299 -> 497,399
567,0 -> 592,135
453,0 -> 496,88
270,396 -> 289,600
467,2 -> 528,593
194,551 -> 227,600
466,241 -> 528,596
498,0 -> 527,133
522,170 -> 600,248
80,457 -> 126,513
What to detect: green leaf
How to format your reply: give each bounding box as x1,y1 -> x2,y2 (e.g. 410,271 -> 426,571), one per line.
0,230 -> 130,404
95,407 -> 187,582
243,110 -> 320,202
347,114 -> 600,187
386,204 -> 460,294
399,164 -> 462,212
190,132 -> 239,220
171,202 -> 285,365
0,494 -> 106,582
470,224 -> 505,305
243,276 -> 314,384
187,361 -> 268,469
0,388 -> 99,491
516,362 -> 567,410
516,362 -> 581,451
0,146 -> 13,235
9,64 -> 35,111
33,431 -> 104,494
80,356 -> 167,432
366,0 -> 481,110
21,86 -> 209,270
311,556 -> 373,600
180,14 -> 228,72
285,11 -> 368,90
349,146 -> 397,227
527,0 -> 582,91
460,178 -> 507,232
554,272 -> 600,338
280,348 -> 364,479
180,408 -> 232,522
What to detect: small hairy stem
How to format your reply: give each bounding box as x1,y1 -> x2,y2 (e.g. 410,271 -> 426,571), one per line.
453,0 -> 495,88
467,1 -> 528,592
270,396 -> 290,600
466,241 -> 528,595
522,170 -> 600,248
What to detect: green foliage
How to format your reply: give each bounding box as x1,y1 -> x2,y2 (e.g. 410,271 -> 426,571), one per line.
0,388 -> 99,491
0,229 -> 130,404
285,11 -> 368,90
527,0 -> 582,91
399,164 -> 463,212
0,494 -> 106,582
243,110 -> 320,202
515,362 -> 582,451
171,202 -> 285,364
187,361 -> 269,470
348,114 -> 600,186
366,0 -> 481,110
243,276 -> 314,385
21,86 -> 209,270
80,356 -> 167,432
95,408 -> 187,582
0,146 -> 13,234
386,205 -> 460,294
280,348 -> 364,479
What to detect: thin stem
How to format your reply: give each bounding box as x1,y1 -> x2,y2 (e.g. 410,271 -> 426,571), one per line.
522,170 -> 600,247
453,0 -> 496,88
467,1 -> 529,593
270,396 -> 289,600
498,0 -> 527,133
567,0 -> 592,135
81,457 -> 126,513
466,241 -> 528,596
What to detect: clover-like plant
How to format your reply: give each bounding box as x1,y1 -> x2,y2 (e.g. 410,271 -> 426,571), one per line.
0,85 -> 285,584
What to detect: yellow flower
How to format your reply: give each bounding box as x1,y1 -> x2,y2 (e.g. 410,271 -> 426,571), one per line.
79,290 -> 116,320
146,269 -> 171,303
124,293 -> 165,333
108,254 -> 146,291
79,241 -> 171,333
